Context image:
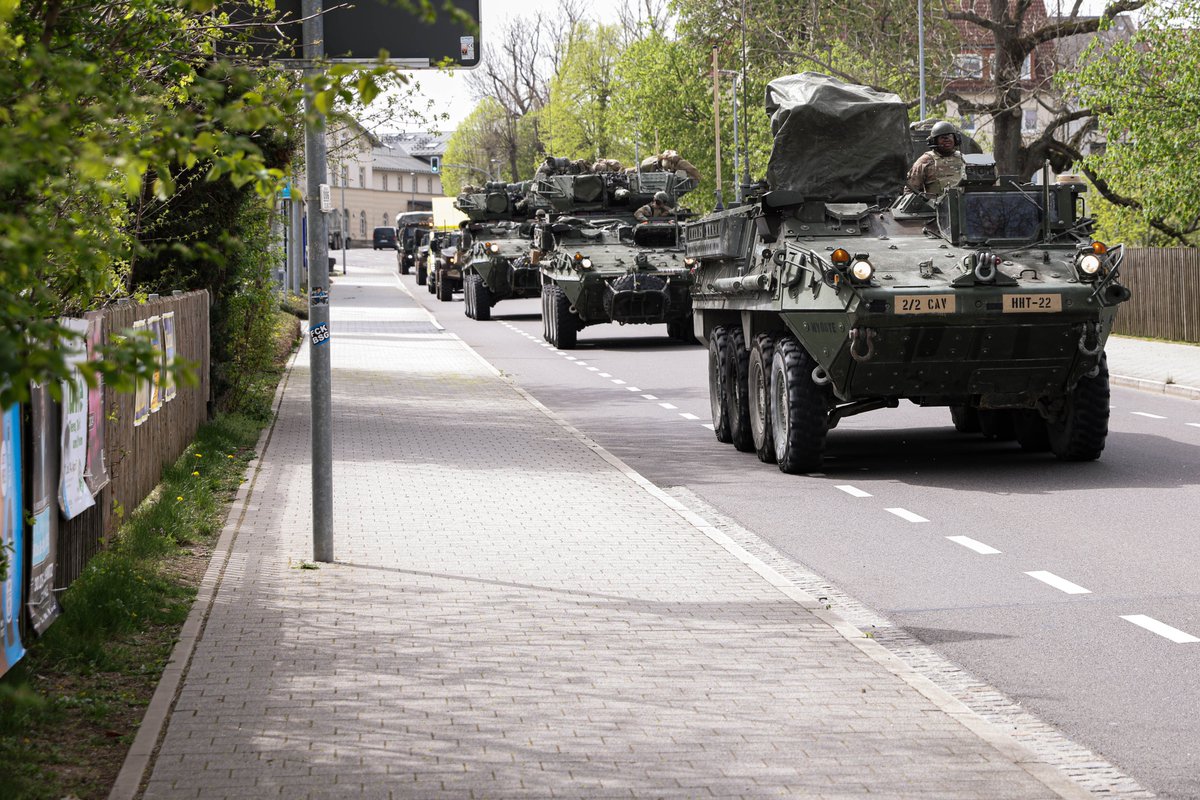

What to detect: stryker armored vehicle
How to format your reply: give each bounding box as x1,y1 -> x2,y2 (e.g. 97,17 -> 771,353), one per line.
454,182 -> 538,320
540,217 -> 696,347
685,73 -> 1131,473
532,165 -> 701,347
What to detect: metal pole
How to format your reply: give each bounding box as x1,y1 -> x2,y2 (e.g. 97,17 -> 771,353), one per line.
712,47 -> 724,211
340,179 -> 346,274
303,0 -> 333,563
732,74 -> 741,204
741,0 -> 751,188
290,188 -> 303,296
918,0 -> 927,122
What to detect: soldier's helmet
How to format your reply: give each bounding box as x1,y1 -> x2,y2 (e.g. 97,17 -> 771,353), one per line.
927,120 -> 962,147
653,191 -> 670,205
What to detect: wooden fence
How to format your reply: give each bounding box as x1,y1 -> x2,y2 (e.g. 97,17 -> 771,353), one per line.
1112,248 -> 1200,344
55,291 -> 211,587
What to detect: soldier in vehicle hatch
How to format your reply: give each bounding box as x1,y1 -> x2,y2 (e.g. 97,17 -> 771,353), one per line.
906,121 -> 966,197
634,191 -> 675,223
632,150 -> 703,181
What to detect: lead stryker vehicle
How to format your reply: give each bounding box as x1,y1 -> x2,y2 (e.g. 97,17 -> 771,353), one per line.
535,168 -> 700,348
685,73 -> 1131,473
455,182 -> 539,321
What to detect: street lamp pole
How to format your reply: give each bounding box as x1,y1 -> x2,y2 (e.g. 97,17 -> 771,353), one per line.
340,173 -> 346,274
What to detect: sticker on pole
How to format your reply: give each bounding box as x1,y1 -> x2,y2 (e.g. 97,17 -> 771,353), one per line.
309,322 -> 330,346
311,288 -> 329,306
460,36 -> 475,61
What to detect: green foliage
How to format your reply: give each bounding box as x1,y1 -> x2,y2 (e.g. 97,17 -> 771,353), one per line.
442,97 -> 540,192
1065,0 -> 1200,246
543,23 -> 627,162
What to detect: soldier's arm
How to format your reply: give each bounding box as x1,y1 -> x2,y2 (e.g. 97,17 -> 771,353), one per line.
906,154 -> 932,195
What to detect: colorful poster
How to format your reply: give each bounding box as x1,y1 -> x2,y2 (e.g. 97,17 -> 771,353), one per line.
1,404 -> 25,677
132,319 -> 150,427
162,311 -> 177,403
148,315 -> 163,414
59,318 -> 95,520
83,311 -> 109,494
28,384 -> 60,635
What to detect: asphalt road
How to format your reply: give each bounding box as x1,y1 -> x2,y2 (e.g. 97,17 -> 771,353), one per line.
353,249 -> 1200,798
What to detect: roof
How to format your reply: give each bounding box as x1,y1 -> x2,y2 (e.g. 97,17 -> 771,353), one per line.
373,145 -> 433,174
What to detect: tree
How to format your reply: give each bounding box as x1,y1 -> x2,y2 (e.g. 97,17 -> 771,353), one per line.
442,98 -> 536,192
1065,0 -> 1200,245
542,23 -> 627,160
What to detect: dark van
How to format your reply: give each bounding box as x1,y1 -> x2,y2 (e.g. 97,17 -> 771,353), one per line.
372,226 -> 398,250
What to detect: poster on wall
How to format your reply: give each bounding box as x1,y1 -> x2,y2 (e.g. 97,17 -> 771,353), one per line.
148,315 -> 163,414
1,404 -> 25,678
59,318 -> 95,520
83,311 -> 109,494
28,384 -> 60,635
132,319 -> 150,427
162,311 -> 177,403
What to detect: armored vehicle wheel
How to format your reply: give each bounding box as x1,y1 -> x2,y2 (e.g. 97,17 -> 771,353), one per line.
1048,354 -> 1111,461
541,284 -> 552,343
724,327 -> 754,452
416,264 -> 427,285
769,337 -> 829,474
400,259 -> 410,275
427,270 -> 437,294
978,410 -> 1016,441
464,274 -> 475,318
549,284 -> 577,349
748,334 -> 777,464
474,278 -> 492,321
707,326 -> 732,443
950,405 -> 981,433
1014,410 -> 1051,452
437,273 -> 454,301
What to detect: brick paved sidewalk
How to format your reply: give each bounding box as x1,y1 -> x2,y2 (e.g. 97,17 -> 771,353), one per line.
113,262 -> 1092,799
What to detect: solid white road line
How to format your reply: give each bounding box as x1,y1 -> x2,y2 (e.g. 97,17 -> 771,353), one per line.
1120,615 -> 1200,643
1131,411 -> 1166,419
1025,571 -> 1091,595
885,508 -> 929,523
835,485 -> 872,498
947,535 -> 1001,555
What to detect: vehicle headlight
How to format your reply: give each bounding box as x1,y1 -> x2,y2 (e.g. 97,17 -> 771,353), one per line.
850,260 -> 874,282
447,255 -> 456,265
580,258 -> 593,269
1079,254 -> 1102,275
684,257 -> 697,267
489,243 -> 500,254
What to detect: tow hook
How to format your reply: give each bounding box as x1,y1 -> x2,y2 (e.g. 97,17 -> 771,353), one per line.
1077,320 -> 1102,357
849,327 -> 877,363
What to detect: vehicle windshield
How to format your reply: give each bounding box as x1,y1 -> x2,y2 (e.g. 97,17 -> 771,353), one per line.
952,192 -> 1043,242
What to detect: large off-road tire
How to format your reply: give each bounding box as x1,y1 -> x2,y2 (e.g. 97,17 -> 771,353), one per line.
436,272 -> 454,301
416,264 -> 427,285
464,274 -> 476,318
769,337 -> 829,474
950,405 -> 981,433
748,334 -> 777,464
1014,410 -> 1051,452
549,284 -> 577,349
474,278 -> 492,321
541,284 -> 552,343
708,326 -> 732,443
400,258 -> 410,276
1048,354 -> 1111,461
724,326 -> 754,453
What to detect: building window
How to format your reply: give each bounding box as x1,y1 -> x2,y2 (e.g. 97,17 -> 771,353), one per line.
359,210 -> 367,237
951,54 -> 983,79
960,114 -> 976,133
1022,108 -> 1038,133
359,167 -> 366,187
382,174 -> 389,192
426,176 -> 433,193
1021,53 -> 1033,81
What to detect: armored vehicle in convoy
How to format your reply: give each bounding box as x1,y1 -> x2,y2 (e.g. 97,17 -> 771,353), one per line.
685,73 -> 1131,472
395,211 -> 432,275
532,166 -> 700,347
428,230 -> 465,301
454,182 -> 539,320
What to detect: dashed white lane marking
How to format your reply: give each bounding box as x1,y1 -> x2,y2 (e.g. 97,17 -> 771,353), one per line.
574,360 -> 588,365
1120,615 -> 1200,644
885,507 -> 929,523
680,413 -> 700,420
702,423 -> 715,431
642,394 -> 658,400
587,367 -> 600,372
836,485 -> 872,498
1187,423 -> 1200,429
599,372 -> 612,378
1025,571 -> 1091,595
947,535 -> 1001,555
627,386 -> 642,392
564,355 -> 577,361
1131,411 -> 1166,419
658,402 -> 678,410
611,379 -> 626,385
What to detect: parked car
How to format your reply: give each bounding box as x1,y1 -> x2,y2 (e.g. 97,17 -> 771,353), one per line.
373,226 -> 398,250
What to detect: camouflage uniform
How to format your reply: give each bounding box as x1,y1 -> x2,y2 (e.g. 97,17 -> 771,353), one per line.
592,158 -> 625,173
906,150 -> 965,197
632,150 -> 703,181
634,200 -> 674,223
